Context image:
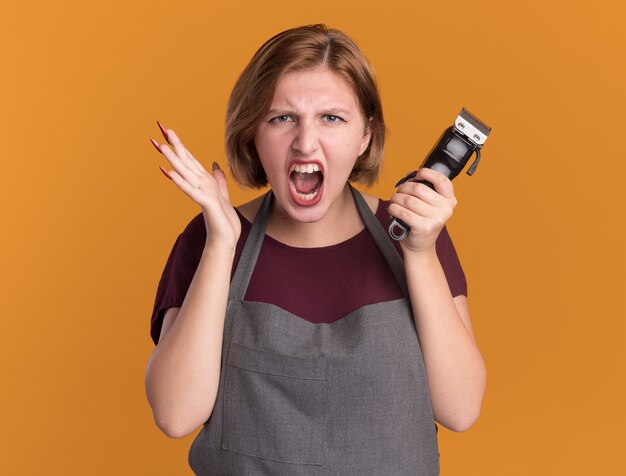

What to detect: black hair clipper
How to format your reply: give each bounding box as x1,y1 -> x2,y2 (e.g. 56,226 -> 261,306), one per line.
388,107 -> 492,241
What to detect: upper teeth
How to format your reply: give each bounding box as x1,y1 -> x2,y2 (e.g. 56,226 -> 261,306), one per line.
293,163 -> 320,174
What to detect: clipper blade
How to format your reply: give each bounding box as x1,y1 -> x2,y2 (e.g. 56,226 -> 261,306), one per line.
455,108 -> 491,146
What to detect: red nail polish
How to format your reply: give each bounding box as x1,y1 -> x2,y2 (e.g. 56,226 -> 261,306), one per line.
156,121 -> 171,144
159,165 -> 172,180
150,137 -> 161,152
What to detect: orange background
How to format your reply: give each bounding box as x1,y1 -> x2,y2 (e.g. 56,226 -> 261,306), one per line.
2,0 -> 625,474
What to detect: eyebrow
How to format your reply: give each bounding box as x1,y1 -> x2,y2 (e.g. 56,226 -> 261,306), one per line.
265,107 -> 352,116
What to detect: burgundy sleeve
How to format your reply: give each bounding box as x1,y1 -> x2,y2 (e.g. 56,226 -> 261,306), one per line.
377,200 -> 467,298
434,226 -> 468,297
150,213 -> 206,345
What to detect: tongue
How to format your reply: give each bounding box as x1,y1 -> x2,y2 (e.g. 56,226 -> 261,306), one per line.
292,172 -> 322,194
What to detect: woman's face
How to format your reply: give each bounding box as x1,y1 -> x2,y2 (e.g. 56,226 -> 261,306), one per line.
254,66 -> 371,224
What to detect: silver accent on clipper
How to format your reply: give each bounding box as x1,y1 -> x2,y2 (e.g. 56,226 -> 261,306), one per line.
454,107 -> 492,146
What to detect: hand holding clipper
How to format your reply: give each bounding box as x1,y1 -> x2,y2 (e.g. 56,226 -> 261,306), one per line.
388,108 -> 492,241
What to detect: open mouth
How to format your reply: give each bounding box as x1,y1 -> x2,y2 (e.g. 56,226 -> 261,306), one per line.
289,162 -> 324,203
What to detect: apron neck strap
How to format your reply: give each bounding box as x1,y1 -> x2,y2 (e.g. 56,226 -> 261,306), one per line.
229,189 -> 273,302
348,185 -> 409,298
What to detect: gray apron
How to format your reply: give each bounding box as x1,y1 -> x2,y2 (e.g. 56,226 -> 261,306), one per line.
189,185 -> 439,475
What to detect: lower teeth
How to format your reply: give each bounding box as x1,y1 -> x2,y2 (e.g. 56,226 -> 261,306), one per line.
290,178 -> 321,202
296,189 -> 319,201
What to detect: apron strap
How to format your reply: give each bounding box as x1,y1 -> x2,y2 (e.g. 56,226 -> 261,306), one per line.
348,184 -> 410,298
229,190 -> 273,302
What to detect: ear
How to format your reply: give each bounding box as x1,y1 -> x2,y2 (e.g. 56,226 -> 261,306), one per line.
359,116 -> 373,157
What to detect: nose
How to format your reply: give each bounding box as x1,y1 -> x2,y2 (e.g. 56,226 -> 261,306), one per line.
291,120 -> 319,156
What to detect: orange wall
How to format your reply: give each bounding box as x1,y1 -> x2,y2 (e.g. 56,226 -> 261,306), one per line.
2,0 -> 625,474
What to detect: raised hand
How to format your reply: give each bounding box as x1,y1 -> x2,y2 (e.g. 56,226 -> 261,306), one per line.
388,168 -> 457,254
150,122 -> 241,250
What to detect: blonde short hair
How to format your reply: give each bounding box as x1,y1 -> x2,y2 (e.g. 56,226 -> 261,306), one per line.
225,24 -> 385,188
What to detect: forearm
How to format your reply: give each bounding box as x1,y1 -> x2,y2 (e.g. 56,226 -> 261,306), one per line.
404,248 -> 486,432
145,245 -> 233,438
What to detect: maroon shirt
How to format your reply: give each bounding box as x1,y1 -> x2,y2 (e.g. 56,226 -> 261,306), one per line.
150,199 -> 467,344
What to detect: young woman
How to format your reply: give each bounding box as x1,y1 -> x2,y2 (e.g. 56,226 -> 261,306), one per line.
146,24 -> 485,475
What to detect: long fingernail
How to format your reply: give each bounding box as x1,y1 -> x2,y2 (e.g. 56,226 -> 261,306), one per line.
212,161 -> 221,171
156,121 -> 171,144
150,137 -> 161,152
159,165 -> 172,180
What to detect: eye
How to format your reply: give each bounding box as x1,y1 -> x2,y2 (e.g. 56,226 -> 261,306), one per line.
323,115 -> 344,124
269,115 -> 292,124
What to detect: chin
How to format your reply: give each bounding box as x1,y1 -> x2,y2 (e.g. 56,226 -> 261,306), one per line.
282,201 -> 329,224
270,191 -> 328,225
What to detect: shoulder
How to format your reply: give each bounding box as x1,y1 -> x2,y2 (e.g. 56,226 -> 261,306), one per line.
366,193 -> 456,257
364,193 -> 391,228
176,194 -> 268,265
180,191 -> 263,243
182,211 -> 206,237
359,191 -> 381,216
236,194 -> 267,224
175,212 -> 207,257
352,189 -> 394,232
